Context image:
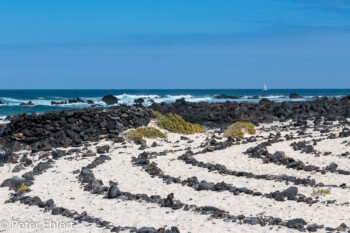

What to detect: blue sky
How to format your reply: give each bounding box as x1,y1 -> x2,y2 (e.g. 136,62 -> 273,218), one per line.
0,0 -> 350,89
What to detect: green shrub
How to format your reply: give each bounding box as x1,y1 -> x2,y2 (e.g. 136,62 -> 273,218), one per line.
128,126 -> 167,139
225,124 -> 245,138
312,189 -> 331,196
152,110 -> 203,134
152,110 -> 163,118
225,122 -> 256,139
17,183 -> 30,192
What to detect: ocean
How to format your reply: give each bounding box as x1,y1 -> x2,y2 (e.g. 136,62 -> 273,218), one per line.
1,89 -> 350,123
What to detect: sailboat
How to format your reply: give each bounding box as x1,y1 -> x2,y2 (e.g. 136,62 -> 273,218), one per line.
263,83 -> 268,91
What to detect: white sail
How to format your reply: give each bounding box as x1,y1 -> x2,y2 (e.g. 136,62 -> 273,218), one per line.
263,83 -> 268,91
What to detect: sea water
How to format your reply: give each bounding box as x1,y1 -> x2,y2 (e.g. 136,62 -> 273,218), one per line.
1,89 -> 349,122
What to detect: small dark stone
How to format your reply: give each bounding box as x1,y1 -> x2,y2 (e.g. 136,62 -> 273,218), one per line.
286,218 -> 307,229
151,142 -> 158,147
111,227 -> 121,232
137,227 -> 157,233
183,204 -> 190,211
307,224 -> 318,232
197,181 -> 215,191
325,163 -> 338,172
33,162 -> 52,175
8,154 -> 19,163
22,171 -> 35,181
107,185 -> 122,199
52,207 -> 65,215
97,145 -> 110,154
114,137 -> 125,143
134,138 -> 146,145
281,186 -> 298,199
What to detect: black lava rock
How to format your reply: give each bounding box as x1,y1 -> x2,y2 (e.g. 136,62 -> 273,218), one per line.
137,227 -> 157,233
197,181 -> 215,191
107,185 -> 122,199
289,93 -> 304,99
286,218 -> 307,229
97,145 -> 110,154
281,186 -> 298,199
134,98 -> 145,104
214,94 -> 240,99
101,95 -> 118,105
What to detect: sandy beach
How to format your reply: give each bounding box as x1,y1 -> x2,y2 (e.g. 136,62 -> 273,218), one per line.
1,104 -> 349,233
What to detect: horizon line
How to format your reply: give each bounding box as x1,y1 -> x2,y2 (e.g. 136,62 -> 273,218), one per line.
1,88 -> 350,91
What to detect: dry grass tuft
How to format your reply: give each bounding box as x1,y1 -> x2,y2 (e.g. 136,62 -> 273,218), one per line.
128,126 -> 167,140
312,189 -> 331,196
152,110 -> 203,134
225,122 -> 256,139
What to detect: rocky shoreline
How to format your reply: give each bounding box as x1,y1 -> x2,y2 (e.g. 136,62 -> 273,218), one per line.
150,96 -> 350,126
1,96 -> 350,152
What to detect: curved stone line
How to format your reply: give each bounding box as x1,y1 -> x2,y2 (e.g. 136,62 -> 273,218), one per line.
78,148 -> 318,231
245,141 -> 350,176
6,193 -> 180,233
131,151 -> 338,232
178,150 -> 340,189
289,139 -> 350,160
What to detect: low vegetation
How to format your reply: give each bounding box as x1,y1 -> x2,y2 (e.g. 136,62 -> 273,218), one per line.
225,122 -> 256,139
152,110 -> 203,134
17,183 -> 30,192
128,126 -> 167,139
312,189 -> 331,196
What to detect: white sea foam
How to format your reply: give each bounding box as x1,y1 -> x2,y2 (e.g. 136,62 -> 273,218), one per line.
114,94 -> 161,105
0,97 -> 102,107
0,116 -> 10,124
1,97 -> 53,106
263,95 -> 286,99
0,94 -> 345,110
186,97 -> 213,102
112,94 -> 209,105
116,94 -> 160,99
153,95 -> 194,103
